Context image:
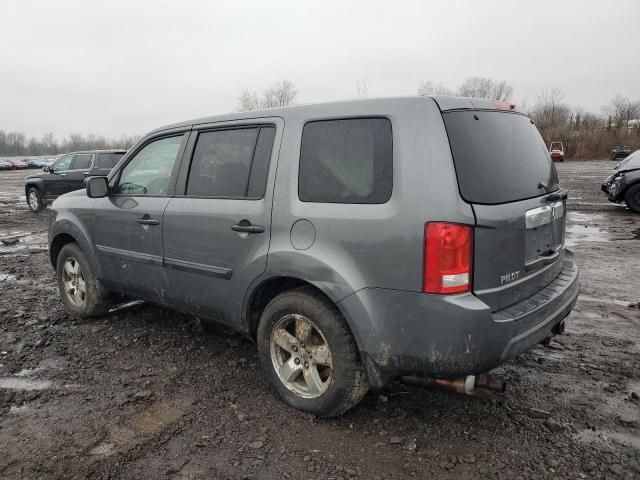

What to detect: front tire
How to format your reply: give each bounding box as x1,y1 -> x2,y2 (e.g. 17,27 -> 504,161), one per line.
257,287 -> 368,417
27,187 -> 44,212
56,242 -> 111,317
624,184 -> 640,213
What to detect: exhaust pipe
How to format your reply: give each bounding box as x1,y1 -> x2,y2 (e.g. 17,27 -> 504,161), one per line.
475,374 -> 507,393
401,375 -> 476,394
401,374 -> 506,395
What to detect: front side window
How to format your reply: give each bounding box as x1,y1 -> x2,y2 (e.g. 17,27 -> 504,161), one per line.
186,126 -> 275,198
53,154 -> 74,172
115,136 -> 183,195
298,118 -> 393,204
71,154 -> 92,170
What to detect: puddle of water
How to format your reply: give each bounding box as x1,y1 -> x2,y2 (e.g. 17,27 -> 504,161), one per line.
565,224 -> 609,247
0,377 -> 52,390
579,295 -> 637,307
565,211 -> 640,246
576,429 -> 640,450
568,212 -> 606,222
15,367 -> 43,377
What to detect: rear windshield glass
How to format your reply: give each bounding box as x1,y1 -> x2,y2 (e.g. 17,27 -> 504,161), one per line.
443,111 -> 559,204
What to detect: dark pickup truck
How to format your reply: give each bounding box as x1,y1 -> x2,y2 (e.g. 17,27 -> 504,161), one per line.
25,149 -> 125,212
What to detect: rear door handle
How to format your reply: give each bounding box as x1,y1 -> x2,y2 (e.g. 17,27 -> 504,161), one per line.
231,222 -> 265,234
138,215 -> 160,226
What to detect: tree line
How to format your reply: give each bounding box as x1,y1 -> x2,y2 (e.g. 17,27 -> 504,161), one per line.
3,77 -> 638,159
0,131 -> 140,157
236,77 -> 639,160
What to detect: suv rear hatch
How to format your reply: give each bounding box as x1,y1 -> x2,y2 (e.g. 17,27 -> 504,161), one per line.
438,99 -> 566,312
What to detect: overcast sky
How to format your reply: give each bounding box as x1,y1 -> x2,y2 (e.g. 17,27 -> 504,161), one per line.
1,0 -> 639,139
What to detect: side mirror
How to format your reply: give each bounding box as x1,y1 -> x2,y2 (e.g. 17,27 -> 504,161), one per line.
43,165 -> 50,172
86,176 -> 109,198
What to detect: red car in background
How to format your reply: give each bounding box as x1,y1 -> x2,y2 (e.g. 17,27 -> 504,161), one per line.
549,141 -> 565,162
7,159 -> 29,169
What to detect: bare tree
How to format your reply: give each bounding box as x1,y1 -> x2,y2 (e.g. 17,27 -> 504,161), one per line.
457,76 -> 513,101
262,79 -> 297,108
238,80 -> 297,111
530,88 -> 570,130
355,79 -> 370,99
604,94 -> 640,128
417,80 -> 454,96
238,89 -> 260,112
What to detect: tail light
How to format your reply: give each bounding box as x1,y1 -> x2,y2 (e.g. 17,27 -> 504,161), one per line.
423,222 -> 473,294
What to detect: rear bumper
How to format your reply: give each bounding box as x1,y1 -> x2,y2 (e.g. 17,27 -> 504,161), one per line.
338,250 -> 579,388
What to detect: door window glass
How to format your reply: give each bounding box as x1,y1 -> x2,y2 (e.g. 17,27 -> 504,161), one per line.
52,154 -> 74,172
247,127 -> 276,198
186,128 -> 258,197
96,152 -> 124,169
115,136 -> 183,195
71,154 -> 92,170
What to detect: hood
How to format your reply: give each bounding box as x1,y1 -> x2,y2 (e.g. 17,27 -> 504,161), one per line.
26,173 -> 43,180
615,150 -> 640,172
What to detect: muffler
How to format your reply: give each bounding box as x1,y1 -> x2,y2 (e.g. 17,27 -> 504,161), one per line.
401,374 -> 506,395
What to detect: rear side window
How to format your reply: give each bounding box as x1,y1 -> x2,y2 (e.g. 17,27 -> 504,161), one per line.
71,154 -> 92,170
298,118 -> 393,204
186,126 -> 275,198
443,111 -> 559,204
96,153 -> 124,169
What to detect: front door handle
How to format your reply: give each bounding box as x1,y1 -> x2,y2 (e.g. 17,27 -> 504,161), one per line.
138,215 -> 160,226
231,220 -> 265,234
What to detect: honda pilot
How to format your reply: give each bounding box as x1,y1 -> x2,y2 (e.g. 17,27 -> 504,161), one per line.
48,97 -> 579,416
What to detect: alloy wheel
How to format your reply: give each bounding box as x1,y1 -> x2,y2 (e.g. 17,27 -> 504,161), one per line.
270,314 -> 333,399
28,191 -> 39,210
61,257 -> 87,307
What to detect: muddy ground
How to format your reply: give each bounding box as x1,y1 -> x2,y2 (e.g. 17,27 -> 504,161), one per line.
0,161 -> 639,480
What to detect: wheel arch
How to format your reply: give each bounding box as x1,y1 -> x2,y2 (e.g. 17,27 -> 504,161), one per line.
620,171 -> 640,196
49,219 -> 110,299
25,180 -> 44,200
243,275 -> 364,347
244,276 -> 327,338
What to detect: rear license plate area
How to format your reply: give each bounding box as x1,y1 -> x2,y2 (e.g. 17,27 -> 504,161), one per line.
525,202 -> 565,261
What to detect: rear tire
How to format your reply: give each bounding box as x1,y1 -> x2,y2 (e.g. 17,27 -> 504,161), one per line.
257,287 -> 368,417
624,184 -> 640,213
56,242 -> 111,317
27,187 -> 44,213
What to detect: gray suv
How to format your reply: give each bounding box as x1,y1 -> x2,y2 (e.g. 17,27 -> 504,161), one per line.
48,97 -> 579,416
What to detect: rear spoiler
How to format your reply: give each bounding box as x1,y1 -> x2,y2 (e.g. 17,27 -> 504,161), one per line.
431,96 -> 523,114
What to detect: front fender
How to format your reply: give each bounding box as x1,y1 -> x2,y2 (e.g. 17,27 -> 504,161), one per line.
619,170 -> 640,199
25,177 -> 44,196
48,199 -> 106,296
